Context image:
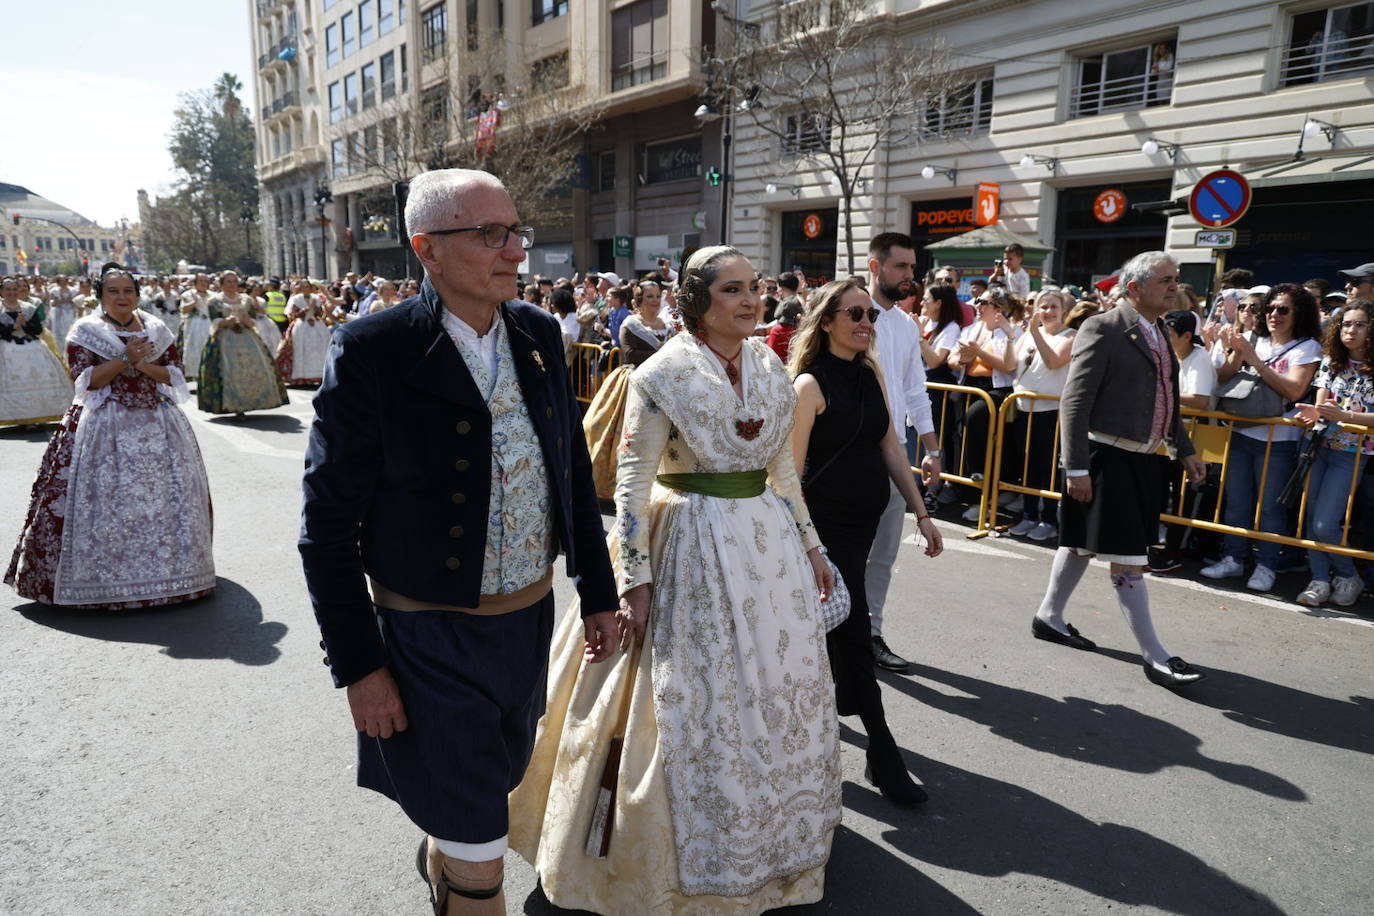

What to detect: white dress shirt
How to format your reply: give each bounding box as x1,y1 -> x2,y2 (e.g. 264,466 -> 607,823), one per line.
872,299 -> 934,443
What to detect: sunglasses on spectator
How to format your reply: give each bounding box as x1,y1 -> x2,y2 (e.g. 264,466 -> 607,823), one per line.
1264,305 -> 1293,316
835,306 -> 880,324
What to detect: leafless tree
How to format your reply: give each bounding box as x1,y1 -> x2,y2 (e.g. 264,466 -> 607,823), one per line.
707,0 -> 962,272
337,32 -> 606,237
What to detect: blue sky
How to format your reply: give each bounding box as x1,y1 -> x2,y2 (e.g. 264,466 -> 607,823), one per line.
0,1 -> 255,226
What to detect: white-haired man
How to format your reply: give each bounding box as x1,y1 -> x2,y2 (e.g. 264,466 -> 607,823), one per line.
300,168 -> 619,914
1031,251 -> 1210,688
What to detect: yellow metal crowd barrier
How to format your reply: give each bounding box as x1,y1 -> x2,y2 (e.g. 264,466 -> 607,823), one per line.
969,392 -> 1374,564
923,382 -> 1000,536
569,344 -> 620,405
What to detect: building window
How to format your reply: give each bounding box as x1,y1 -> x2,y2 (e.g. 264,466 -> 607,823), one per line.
400,0 -> 406,24
332,138 -> 345,177
360,0 -> 375,47
361,62 -> 377,109
382,118 -> 399,164
283,124 -> 293,154
611,0 -> 667,91
466,0 -> 479,50
1072,38 -> 1175,118
379,0 -> 395,34
345,71 -> 360,116
642,134 -> 701,184
422,3 -> 448,63
532,0 -> 568,26
348,131 -> 363,173
781,113 -> 831,155
401,43 -> 409,89
329,80 -> 343,123
422,86 -> 451,143
531,51 -> 568,91
1284,2 -> 1374,85
922,74 -> 994,137
364,125 -> 379,166
342,10 -> 357,58
380,50 -> 397,99
596,150 -> 615,192
326,23 -> 340,66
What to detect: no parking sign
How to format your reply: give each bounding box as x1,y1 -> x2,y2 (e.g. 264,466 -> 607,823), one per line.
1189,170 -> 1251,229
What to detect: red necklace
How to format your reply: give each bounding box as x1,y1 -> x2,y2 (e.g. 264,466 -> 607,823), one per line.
704,340 -> 743,384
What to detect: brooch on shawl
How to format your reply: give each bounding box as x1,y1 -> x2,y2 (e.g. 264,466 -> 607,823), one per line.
735,418 -> 765,441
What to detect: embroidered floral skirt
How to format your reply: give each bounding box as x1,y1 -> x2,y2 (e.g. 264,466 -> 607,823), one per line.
179,316 -> 212,379
276,319 -> 329,386
582,365 -> 633,501
6,400 -> 216,609
197,328 -> 288,415
0,337 -> 73,426
509,486 -> 840,915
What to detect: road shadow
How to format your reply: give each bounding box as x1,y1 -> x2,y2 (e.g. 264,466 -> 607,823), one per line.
206,413 -> 303,434
0,424 -> 58,443
1091,645 -> 1374,756
879,664 -> 1304,801
518,824 -> 978,915
16,576 -> 286,665
849,749 -> 1284,916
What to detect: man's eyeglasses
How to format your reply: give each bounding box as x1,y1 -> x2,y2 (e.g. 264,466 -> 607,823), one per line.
423,223 -> 535,249
935,276 -> 955,285
836,305 -> 880,324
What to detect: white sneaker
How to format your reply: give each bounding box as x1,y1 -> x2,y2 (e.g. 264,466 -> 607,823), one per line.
1296,579 -> 1331,607
962,505 -> 983,523
1027,522 -> 1058,542
1246,565 -> 1276,592
1332,575 -> 1364,607
936,486 -> 957,505
1200,556 -> 1245,579
1009,518 -> 1038,537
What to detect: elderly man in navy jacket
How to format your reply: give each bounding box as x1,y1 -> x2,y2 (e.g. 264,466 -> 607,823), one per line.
300,169 -> 618,915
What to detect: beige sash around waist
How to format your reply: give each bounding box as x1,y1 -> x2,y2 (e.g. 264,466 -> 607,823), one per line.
369,569 -> 553,616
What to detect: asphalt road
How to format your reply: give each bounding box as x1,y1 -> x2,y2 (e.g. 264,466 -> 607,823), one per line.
2,391 -> 1371,915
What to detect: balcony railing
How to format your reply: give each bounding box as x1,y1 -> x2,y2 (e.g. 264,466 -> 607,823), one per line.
259,35 -> 298,70
1072,69 -> 1172,118
1281,32 -> 1374,86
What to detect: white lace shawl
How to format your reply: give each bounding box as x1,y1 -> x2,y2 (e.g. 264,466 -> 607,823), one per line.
67,312 -> 189,409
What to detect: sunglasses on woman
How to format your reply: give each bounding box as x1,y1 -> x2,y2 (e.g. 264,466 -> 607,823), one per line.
836,305 -> 881,324
1264,305 -> 1292,317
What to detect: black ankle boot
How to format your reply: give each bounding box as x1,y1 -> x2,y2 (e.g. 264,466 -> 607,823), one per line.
864,745 -> 928,806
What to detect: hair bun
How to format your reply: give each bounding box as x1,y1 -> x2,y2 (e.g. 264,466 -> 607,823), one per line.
100,261 -> 125,275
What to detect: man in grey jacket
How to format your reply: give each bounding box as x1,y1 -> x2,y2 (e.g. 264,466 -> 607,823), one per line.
1030,251 -> 1209,688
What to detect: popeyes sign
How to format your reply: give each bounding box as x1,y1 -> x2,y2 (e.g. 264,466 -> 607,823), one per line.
914,204 -> 975,236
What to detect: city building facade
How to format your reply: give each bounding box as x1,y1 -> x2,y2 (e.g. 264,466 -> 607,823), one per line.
0,183 -> 142,277
248,0 -> 719,281
728,0 -> 1374,292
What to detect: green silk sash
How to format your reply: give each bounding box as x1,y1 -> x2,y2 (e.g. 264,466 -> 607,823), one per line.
655,469 -> 767,498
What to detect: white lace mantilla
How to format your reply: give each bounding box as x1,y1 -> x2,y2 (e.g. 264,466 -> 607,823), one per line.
67,312 -> 189,408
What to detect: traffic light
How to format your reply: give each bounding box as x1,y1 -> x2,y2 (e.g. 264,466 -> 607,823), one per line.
706,166 -> 723,187
11,215 -> 19,226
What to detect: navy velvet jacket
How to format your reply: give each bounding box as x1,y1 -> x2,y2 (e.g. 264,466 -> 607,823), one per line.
299,279 -> 617,687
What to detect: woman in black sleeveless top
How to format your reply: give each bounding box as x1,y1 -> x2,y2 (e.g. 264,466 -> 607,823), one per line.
789,280 -> 944,806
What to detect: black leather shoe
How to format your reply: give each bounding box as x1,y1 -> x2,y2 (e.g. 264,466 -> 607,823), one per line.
871,636 -> 911,671
1145,657 -> 1207,688
864,762 -> 928,806
1031,617 -> 1097,651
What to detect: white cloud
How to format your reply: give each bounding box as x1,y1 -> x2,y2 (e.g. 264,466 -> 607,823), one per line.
0,69 -> 188,227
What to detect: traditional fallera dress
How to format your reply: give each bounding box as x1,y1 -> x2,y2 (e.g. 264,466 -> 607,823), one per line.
178,290 -> 217,379
276,294 -> 330,385
6,312 -> 215,608
250,298 -> 284,353
582,315 -> 671,500
509,334 -> 841,916
45,284 -> 78,345
197,295 -> 288,415
0,305 -> 74,426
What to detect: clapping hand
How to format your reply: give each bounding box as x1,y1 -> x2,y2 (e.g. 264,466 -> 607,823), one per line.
122,336 -> 154,367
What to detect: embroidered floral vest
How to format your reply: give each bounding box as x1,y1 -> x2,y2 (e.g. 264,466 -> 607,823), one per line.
447,321 -> 555,595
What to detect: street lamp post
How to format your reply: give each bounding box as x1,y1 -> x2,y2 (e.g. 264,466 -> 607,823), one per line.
239,205 -> 255,260
313,183 -> 333,278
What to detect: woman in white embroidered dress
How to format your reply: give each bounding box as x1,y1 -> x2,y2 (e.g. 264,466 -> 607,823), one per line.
6,264 -> 215,609
197,270 -> 288,415
1,276 -> 75,426
510,247 -> 841,915
276,279 -> 331,385
178,272 -> 216,379
45,276 -> 79,344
